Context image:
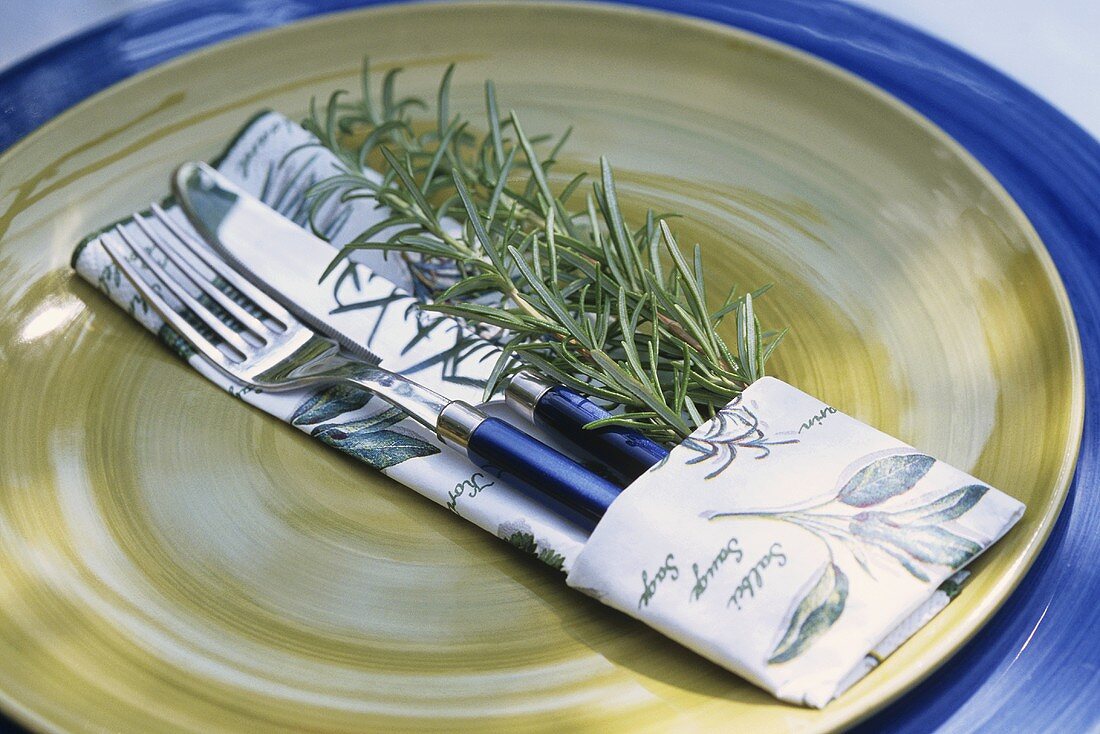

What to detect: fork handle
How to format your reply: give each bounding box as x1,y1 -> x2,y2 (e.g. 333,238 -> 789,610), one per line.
439,403 -> 623,531
506,370 -> 670,485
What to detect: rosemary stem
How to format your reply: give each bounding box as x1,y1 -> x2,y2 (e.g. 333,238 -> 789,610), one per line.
297,59 -> 785,441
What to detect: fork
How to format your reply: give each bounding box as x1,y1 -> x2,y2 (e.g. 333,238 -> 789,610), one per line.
100,205 -> 622,530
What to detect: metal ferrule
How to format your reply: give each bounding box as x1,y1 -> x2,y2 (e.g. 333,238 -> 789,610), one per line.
437,401 -> 485,449
504,370 -> 555,423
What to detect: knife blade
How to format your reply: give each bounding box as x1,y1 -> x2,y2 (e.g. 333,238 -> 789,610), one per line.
173,160 -> 668,485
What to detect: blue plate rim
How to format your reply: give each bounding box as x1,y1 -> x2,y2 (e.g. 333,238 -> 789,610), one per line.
1,1 -> 1098,732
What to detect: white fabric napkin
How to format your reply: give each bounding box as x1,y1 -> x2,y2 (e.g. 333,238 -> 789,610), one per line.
566,377 -> 1024,706
72,111 -> 590,570
72,111 -> 1020,707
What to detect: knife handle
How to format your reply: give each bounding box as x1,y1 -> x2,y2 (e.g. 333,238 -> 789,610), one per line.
468,418 -> 623,531
505,370 -> 670,486
438,403 -> 624,531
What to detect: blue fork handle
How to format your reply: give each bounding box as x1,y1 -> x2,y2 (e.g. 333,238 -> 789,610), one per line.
506,372 -> 670,486
464,417 -> 624,531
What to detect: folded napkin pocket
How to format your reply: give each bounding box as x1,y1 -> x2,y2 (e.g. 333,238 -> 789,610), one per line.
567,376 -> 1024,707
72,112 -> 1023,709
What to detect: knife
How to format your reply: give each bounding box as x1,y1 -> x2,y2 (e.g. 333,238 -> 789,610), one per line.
171,161 -> 622,530
173,160 -> 668,486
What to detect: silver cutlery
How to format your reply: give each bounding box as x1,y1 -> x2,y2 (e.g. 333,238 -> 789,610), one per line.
173,161 -> 669,485
100,205 -> 621,529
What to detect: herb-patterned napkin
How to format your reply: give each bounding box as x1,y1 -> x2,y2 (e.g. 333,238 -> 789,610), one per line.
73,111 -> 589,571
72,112 -> 1021,708
566,377 -> 1024,707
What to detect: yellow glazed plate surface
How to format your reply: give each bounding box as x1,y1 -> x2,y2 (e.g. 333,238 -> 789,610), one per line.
0,2 -> 1083,732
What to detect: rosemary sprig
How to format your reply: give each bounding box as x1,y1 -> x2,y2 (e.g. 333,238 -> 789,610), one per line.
298,59 -> 786,443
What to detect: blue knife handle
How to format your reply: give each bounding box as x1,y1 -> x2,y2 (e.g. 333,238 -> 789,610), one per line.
506,372 -> 670,486
465,417 -> 624,531
536,386 -> 671,484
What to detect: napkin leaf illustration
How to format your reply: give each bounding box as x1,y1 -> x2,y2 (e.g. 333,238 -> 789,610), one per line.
157,324 -> 196,360
886,484 -> 989,525
710,449 -> 991,664
291,385 -> 374,426
768,562 -> 848,665
498,521 -> 566,571
838,453 -> 935,507
311,407 -> 439,468
851,516 -> 982,569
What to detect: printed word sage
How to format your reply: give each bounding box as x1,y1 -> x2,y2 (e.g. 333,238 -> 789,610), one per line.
638,554 -> 679,609
690,538 -> 744,601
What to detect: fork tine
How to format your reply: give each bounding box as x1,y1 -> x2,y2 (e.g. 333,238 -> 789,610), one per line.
113,225 -> 254,355
149,203 -> 294,330
101,232 -> 244,370
133,211 -> 271,340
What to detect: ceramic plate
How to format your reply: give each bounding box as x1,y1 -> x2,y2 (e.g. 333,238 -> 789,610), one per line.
0,2 -> 1084,732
